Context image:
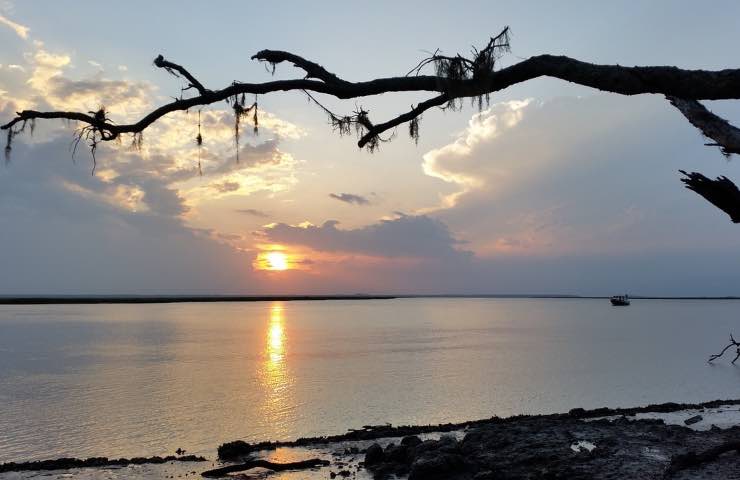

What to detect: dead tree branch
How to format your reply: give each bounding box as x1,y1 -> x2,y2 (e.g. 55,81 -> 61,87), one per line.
153,55 -> 209,95
5,27 -> 740,151
680,171 -> 740,223
707,333 -> 740,363
4,27 -> 740,218
668,97 -> 740,155
252,50 -> 347,85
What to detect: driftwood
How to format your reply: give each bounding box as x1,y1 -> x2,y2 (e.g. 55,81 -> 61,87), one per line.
201,458 -> 329,478
708,333 -> 740,363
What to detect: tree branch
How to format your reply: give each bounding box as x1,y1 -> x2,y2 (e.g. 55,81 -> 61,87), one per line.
6,46 -> 740,143
5,31 -> 740,221
252,50 -> 347,85
708,333 -> 740,363
358,94 -> 449,148
668,97 -> 740,155
153,54 -> 209,95
680,170 -> 740,223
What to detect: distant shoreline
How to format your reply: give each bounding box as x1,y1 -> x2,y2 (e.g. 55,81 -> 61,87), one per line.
0,295 -> 397,305
1,294 -> 740,305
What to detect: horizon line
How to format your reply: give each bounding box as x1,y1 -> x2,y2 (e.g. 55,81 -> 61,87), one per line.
2,294 -> 740,305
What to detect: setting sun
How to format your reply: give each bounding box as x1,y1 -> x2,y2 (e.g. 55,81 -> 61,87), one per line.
265,251 -> 288,271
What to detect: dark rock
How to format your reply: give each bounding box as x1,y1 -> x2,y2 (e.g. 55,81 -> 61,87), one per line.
217,440 -> 252,460
383,443 -> 409,463
364,443 -> 384,466
409,453 -> 467,480
401,435 -> 422,447
684,414 -> 703,426
0,455 -> 206,473
569,408 -> 587,418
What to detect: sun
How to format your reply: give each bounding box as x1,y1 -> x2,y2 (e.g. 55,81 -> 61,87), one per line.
265,251 -> 289,271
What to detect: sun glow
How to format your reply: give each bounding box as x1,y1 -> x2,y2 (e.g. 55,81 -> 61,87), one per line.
265,251 -> 288,271
254,246 -> 311,272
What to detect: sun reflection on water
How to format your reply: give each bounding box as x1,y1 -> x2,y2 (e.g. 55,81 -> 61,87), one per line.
259,302 -> 294,437
268,307 -> 285,362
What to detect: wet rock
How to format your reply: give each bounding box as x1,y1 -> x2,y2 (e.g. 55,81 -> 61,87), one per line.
364,443 -> 384,466
569,407 -> 587,418
401,435 -> 422,447
217,440 -> 252,460
684,414 -> 703,426
408,453 -> 467,480
383,443 -> 409,463
0,455 -> 206,473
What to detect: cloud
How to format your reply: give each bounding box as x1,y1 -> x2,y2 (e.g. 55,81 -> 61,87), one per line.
2,41 -> 304,221
211,180 -> 241,193
329,192 -> 370,205
0,13 -> 28,39
422,99 -> 531,207
0,137 -> 259,295
236,208 -> 269,218
422,95 -> 740,259
261,214 -> 470,259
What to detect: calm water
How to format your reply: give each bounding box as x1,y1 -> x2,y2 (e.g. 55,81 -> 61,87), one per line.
1,298 -> 740,463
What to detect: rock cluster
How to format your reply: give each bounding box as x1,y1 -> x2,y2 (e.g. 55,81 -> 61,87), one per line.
0,454 -> 206,473
364,415 -> 740,479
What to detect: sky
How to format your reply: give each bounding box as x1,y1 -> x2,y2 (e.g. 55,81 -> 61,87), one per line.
2,0 -> 740,296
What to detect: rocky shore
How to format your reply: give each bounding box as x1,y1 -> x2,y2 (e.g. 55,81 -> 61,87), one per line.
0,454 -> 207,473
362,411 -> 740,479
2,399 -> 740,479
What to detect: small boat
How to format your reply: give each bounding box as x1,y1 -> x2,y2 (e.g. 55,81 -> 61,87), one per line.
610,295 -> 630,306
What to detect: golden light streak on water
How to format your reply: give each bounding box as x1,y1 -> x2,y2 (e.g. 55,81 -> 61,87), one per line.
259,302 -> 294,437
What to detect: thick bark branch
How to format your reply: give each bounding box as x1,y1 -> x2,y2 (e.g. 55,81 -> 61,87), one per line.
4,36 -> 740,220
680,170 -> 740,223
668,97 -> 740,155
4,51 -> 740,141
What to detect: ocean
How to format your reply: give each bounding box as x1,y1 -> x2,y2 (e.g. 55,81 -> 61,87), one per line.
1,297 -> 739,463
